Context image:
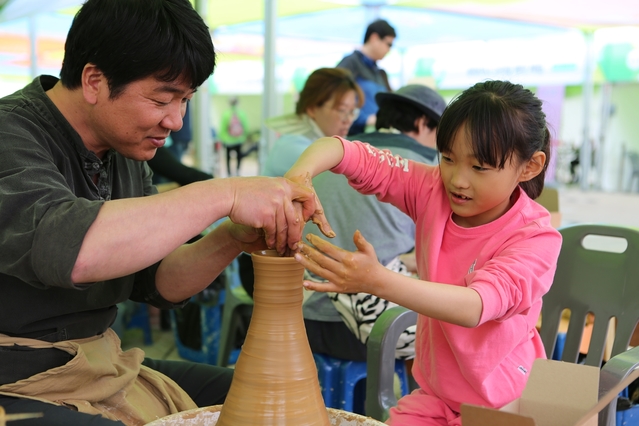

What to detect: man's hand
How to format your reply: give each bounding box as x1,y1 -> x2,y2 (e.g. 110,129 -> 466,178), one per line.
223,220 -> 268,254
227,176 -> 317,254
285,172 -> 335,239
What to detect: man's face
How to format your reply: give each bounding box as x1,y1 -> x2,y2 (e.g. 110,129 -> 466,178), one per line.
371,33 -> 394,61
87,75 -> 194,160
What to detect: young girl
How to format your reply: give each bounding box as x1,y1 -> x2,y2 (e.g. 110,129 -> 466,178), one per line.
286,80 -> 562,425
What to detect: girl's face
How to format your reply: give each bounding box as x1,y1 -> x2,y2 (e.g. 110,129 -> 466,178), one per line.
307,90 -> 358,137
439,124 -> 528,228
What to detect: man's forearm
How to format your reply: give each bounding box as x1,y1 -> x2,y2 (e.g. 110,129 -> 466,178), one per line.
154,222 -> 241,302
71,180 -> 232,284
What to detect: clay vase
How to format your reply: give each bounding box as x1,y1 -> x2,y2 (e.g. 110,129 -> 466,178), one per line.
216,250 -> 330,426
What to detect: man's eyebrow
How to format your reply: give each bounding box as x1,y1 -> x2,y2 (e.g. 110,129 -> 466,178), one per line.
154,85 -> 198,95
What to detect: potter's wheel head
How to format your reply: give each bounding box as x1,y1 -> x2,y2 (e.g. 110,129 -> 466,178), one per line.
145,405 -> 387,425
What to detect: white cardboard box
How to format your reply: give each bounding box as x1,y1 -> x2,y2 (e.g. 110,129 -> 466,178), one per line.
462,358 -> 639,426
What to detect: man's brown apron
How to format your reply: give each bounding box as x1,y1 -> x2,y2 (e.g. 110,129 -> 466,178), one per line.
0,329 -> 197,425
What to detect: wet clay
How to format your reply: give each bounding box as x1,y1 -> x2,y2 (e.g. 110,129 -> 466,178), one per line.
216,250 -> 330,425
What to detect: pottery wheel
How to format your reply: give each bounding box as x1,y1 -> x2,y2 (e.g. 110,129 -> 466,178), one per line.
145,405 -> 386,426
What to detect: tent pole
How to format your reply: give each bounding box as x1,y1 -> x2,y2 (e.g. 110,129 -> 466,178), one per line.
193,0 -> 214,175
259,0 -> 277,173
579,29 -> 595,191
28,15 -> 37,79
595,83 -> 612,190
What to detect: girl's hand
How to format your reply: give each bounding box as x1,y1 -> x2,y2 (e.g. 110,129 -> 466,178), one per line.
285,172 -> 335,239
295,230 -> 383,294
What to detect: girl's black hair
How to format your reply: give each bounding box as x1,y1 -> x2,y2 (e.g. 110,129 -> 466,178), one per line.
436,80 -> 550,199
60,0 -> 215,98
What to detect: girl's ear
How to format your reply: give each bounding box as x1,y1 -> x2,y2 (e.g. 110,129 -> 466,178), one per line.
519,151 -> 547,182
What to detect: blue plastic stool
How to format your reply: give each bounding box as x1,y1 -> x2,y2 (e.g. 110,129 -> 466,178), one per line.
170,291 -> 225,365
120,302 -> 153,346
313,353 -> 410,413
617,406 -> 639,426
617,387 -> 639,425
552,332 -> 566,360
313,353 -> 344,408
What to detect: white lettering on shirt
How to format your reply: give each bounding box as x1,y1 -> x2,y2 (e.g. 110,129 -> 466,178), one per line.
365,144 -> 410,172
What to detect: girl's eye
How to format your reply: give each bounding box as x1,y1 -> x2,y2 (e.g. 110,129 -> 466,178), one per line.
473,165 -> 488,171
441,156 -> 452,163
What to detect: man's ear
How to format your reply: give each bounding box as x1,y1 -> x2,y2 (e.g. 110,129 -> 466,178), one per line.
368,32 -> 380,44
414,116 -> 430,131
519,151 -> 547,182
81,63 -> 106,105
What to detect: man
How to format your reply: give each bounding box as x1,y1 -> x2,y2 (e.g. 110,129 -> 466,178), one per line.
302,84 -> 446,362
0,1 -> 327,425
337,19 -> 396,136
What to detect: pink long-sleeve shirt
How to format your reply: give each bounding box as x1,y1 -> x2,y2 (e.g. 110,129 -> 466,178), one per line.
332,137 -> 562,414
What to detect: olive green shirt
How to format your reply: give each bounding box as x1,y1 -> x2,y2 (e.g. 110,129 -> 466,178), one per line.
0,76 -> 183,341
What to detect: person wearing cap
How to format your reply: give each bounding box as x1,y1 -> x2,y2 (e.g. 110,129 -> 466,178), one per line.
302,84 -> 447,362
337,19 -> 395,136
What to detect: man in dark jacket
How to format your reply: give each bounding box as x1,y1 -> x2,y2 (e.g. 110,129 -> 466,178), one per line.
337,19 -> 396,135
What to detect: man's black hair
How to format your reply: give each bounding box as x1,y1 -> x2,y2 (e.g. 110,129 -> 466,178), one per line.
376,101 -> 436,133
363,19 -> 396,44
60,0 -> 215,98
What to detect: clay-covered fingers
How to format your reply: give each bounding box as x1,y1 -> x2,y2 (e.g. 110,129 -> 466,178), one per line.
260,199 -> 300,255
285,173 -> 335,239
295,234 -> 349,281
295,242 -> 342,286
298,230 -> 382,294
228,177 -> 314,254
352,229 -> 374,253
286,175 -> 316,220
310,209 -> 335,238
303,233 -> 346,260
225,221 -> 269,254
299,276 -> 342,294
278,198 -> 303,254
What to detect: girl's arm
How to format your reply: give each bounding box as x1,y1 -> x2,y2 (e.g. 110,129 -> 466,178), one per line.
284,137 -> 345,238
284,137 -> 345,181
296,231 -> 483,328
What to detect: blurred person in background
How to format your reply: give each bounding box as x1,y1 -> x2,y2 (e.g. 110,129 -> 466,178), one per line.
261,67 -> 364,177
337,19 -> 395,136
218,96 -> 249,176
